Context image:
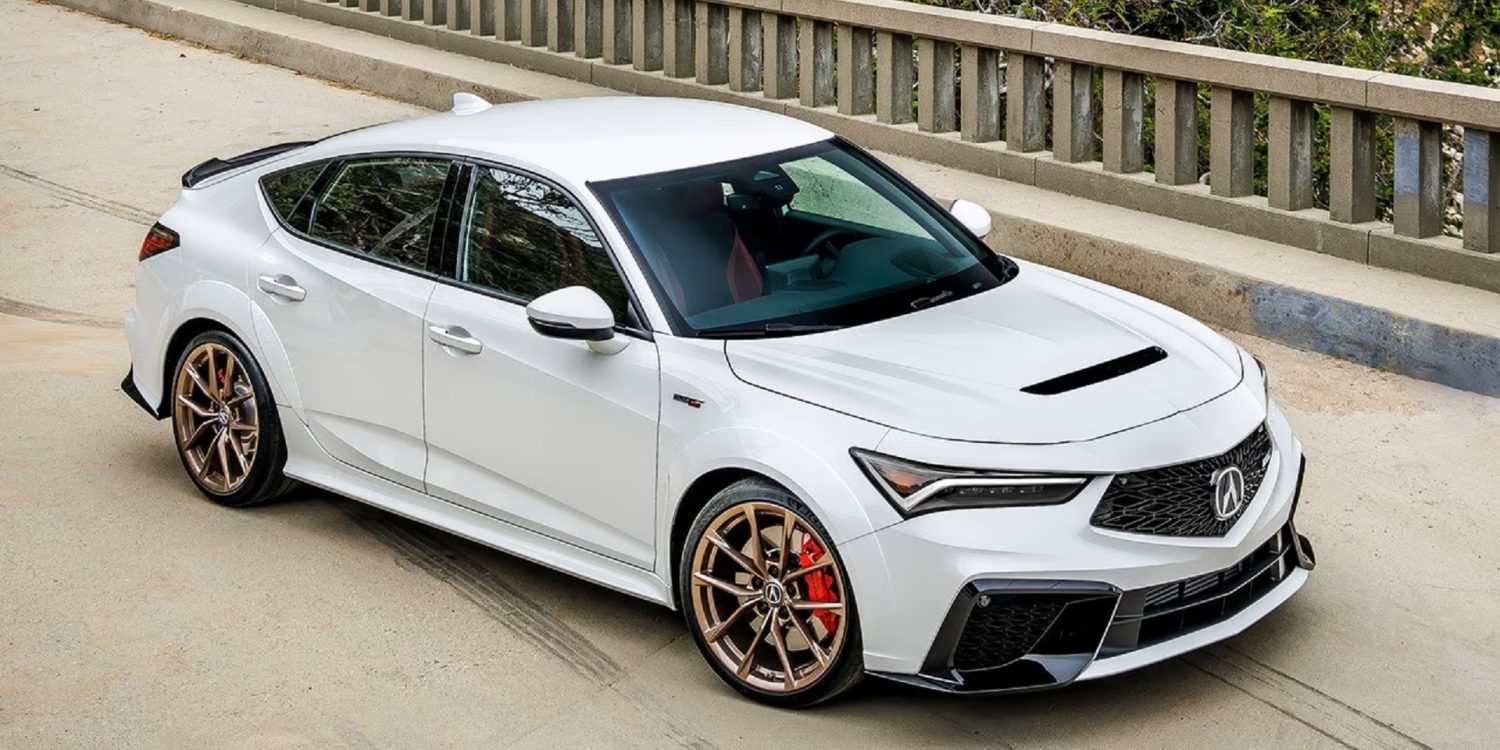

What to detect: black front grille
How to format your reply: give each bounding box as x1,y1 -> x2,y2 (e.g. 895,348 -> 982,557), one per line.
1098,522 -> 1299,657
952,600 -> 1064,670
1091,424 -> 1273,537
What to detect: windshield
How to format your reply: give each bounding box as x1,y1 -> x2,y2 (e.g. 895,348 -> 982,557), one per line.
591,139 -> 1016,337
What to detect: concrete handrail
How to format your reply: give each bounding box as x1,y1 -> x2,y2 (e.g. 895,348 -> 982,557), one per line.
248,0 -> 1500,293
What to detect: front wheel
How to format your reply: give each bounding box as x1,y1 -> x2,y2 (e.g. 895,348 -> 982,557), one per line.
680,479 -> 864,707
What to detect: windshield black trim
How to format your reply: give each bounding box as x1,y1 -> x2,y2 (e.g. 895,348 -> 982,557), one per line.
588,137 -> 1016,339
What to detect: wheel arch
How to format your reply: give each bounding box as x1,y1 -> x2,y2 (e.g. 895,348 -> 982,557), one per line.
660,422 -> 894,609
668,466 -> 766,609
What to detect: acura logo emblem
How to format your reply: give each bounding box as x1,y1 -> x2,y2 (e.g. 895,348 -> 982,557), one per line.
763,581 -> 785,607
1210,466 -> 1246,521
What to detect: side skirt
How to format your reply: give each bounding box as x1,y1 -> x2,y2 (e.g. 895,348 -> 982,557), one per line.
278,406 -> 673,607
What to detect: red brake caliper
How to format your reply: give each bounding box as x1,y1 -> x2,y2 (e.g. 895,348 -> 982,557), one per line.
797,537 -> 839,633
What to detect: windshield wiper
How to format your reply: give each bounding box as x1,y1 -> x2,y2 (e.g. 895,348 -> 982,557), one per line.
698,322 -> 844,339
908,290 -> 955,309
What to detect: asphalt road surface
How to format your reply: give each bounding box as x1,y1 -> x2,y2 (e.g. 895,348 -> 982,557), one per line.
2,1 -> 1497,747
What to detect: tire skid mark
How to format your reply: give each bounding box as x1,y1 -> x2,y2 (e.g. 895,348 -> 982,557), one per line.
0,163 -> 158,225
0,296 -> 121,328
339,503 -> 715,749
1184,646 -> 1431,750
343,505 -> 620,682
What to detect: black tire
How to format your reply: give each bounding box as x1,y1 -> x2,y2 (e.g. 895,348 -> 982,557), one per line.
168,330 -> 298,507
679,478 -> 864,707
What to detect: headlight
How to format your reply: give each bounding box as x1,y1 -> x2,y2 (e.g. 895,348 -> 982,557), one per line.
850,449 -> 1090,517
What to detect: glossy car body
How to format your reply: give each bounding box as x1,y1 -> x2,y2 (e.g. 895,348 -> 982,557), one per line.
124,96 -> 1313,698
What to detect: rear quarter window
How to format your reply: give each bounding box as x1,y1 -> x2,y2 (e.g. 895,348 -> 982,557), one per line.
260,163 -> 325,230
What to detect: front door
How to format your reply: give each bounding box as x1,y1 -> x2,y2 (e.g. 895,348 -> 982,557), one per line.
252,155 -> 453,489
422,165 -> 660,567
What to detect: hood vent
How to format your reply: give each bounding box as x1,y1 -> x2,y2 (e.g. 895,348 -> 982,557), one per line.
1021,346 -> 1168,396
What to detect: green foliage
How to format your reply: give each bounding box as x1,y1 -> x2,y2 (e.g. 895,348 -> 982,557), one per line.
921,0 -> 1499,228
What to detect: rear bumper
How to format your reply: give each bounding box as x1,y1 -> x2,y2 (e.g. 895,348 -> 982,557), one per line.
121,367 -> 166,419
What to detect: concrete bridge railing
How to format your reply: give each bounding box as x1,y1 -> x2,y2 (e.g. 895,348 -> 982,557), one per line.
259,0 -> 1500,293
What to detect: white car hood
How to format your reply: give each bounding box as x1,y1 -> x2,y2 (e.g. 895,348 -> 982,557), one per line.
725,267 -> 1243,444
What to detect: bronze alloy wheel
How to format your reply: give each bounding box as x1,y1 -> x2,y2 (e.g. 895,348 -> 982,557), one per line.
689,501 -> 849,693
173,341 -> 260,495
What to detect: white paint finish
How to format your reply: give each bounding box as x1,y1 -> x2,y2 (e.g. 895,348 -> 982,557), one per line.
728,264 -> 1242,444
123,95 -> 1311,690
251,228 -> 435,489
947,198 -> 991,238
422,284 -> 661,567
293,96 -> 834,186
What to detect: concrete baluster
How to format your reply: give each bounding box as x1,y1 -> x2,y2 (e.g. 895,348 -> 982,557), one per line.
1210,87 -> 1254,196
423,0 -> 446,26
798,20 -> 834,107
520,0 -> 545,45
381,0 -> 402,18
958,45 -> 998,143
601,0 -> 629,62
1393,118 -> 1442,238
1329,107 -> 1376,223
546,0 -> 573,51
694,3 -> 728,85
471,0 -> 494,35
447,0 -> 470,30
837,26 -> 873,116
662,0 -> 693,77
875,31 -> 913,125
762,14 -> 795,99
1268,97 -> 1314,210
728,8 -> 762,92
632,0 -> 663,70
1051,60 -> 1093,163
916,39 -> 955,133
1154,78 -> 1197,184
572,0 -> 600,54
1005,52 -> 1044,152
1102,69 -> 1143,173
501,0 -> 523,41
1463,129 -> 1500,253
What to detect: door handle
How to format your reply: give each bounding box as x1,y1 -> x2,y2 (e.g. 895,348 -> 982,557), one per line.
428,325 -> 484,355
257,274 -> 306,302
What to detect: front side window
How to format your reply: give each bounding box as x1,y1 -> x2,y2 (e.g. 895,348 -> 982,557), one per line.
592,140 -> 1016,337
307,157 -> 451,270
460,167 -> 630,321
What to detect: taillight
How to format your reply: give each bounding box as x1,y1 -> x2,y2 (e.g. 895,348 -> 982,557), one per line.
139,223 -> 180,261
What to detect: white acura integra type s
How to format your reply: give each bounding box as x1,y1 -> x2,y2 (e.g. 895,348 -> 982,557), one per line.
122,95 -> 1315,707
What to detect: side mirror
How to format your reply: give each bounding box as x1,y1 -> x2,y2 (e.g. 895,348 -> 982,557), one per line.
526,286 -> 628,355
949,199 -> 992,239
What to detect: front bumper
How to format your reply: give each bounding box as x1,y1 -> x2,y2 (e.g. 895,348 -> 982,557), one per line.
874,507 -> 1314,693
844,400 -> 1313,692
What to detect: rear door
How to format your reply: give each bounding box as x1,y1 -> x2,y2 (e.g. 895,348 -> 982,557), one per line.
421,163 -> 661,567
252,155 -> 456,489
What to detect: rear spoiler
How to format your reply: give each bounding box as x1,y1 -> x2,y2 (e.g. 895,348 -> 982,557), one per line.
181,140 -> 315,188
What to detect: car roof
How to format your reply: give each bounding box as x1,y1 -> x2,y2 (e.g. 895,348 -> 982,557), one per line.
307,96 -> 835,184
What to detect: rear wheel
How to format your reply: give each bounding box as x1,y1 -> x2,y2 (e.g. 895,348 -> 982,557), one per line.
681,479 -> 863,707
169,331 -> 296,507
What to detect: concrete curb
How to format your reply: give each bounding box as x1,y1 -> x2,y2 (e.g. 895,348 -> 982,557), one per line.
50,0 -> 1500,398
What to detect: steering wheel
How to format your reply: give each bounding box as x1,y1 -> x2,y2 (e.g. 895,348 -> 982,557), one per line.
798,228 -> 861,279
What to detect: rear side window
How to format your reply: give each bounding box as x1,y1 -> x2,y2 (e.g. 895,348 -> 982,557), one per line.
307,157 -> 452,271
260,163 -> 324,230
